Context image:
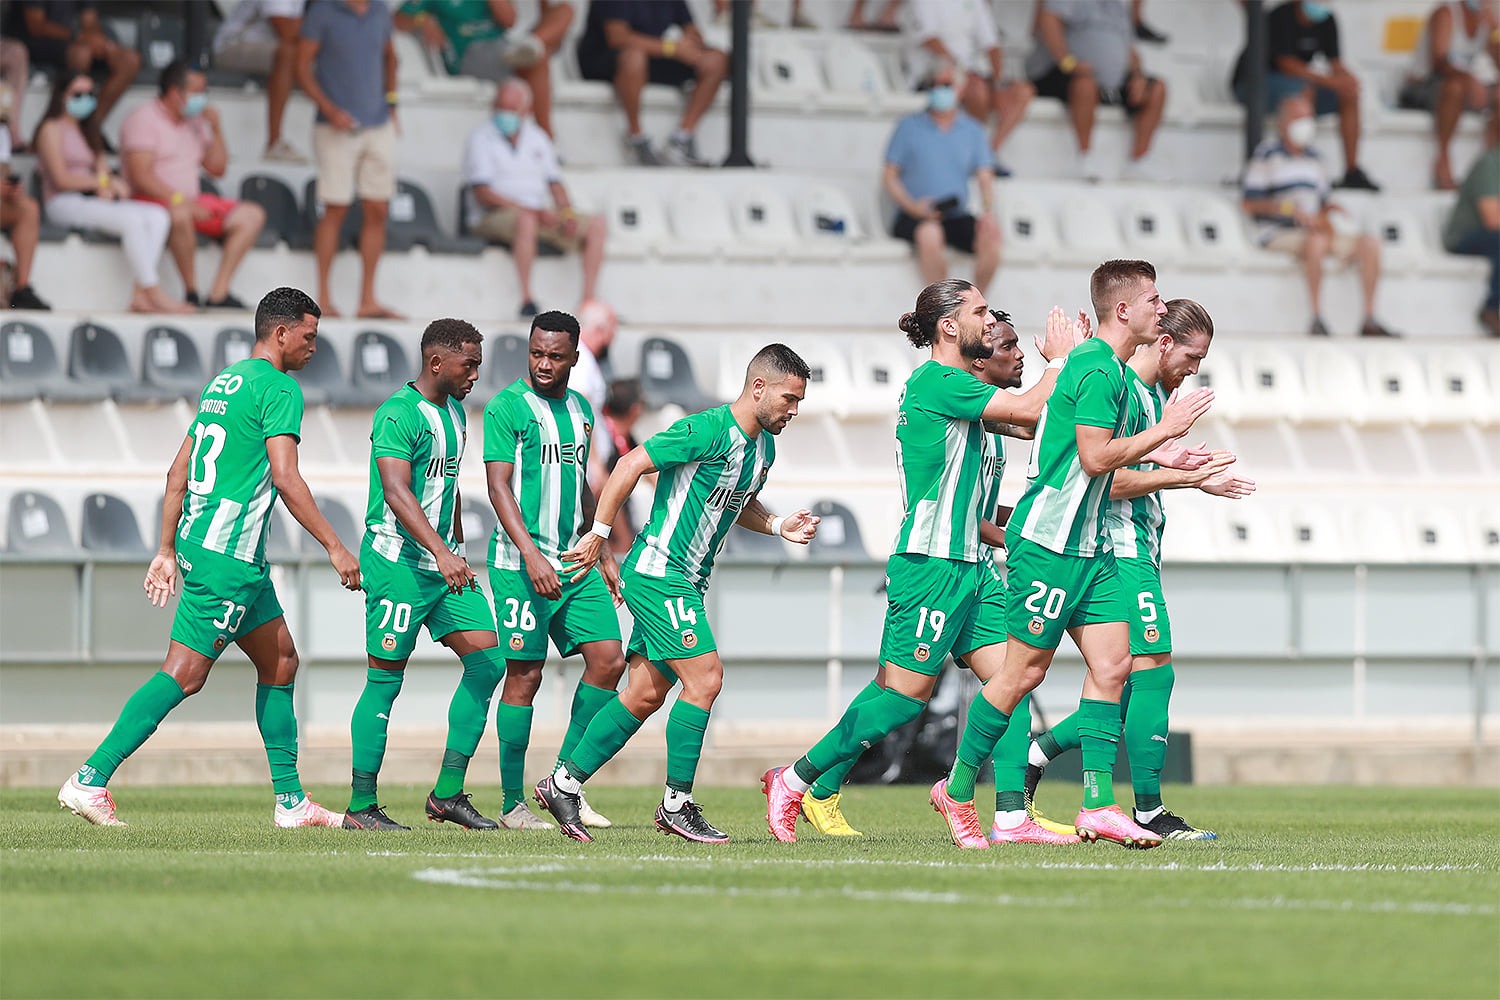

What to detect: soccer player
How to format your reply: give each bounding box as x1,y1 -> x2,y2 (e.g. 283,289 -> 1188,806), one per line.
931,259 -> 1214,850
58,286 -> 361,828
484,310 -> 627,831
343,318 -> 506,831
534,344 -> 819,843
763,279 -> 1077,844
1024,298 -> 1255,842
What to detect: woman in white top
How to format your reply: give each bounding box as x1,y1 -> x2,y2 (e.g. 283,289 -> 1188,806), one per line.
32,72 -> 191,313
1400,0 -> 1500,190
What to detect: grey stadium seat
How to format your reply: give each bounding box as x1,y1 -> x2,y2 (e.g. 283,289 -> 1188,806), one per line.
5,490 -> 77,554
139,325 -> 206,401
239,174 -> 308,250
806,499 -> 868,563
350,329 -> 411,402
291,335 -> 356,406
722,522 -> 789,563
67,322 -> 138,399
309,495 -> 362,552
639,336 -> 719,413
80,493 -> 148,556
388,179 -> 485,255
485,332 -> 529,389
0,320 -> 94,401
303,178 -> 362,250
214,326 -> 256,370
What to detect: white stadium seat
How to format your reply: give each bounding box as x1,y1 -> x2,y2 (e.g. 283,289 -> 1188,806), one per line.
600,184 -> 668,259
1237,346 -> 1306,423
728,185 -> 802,259
1425,348 -> 1494,425
1119,194 -> 1186,263
1299,346 -> 1369,424
1361,346 -> 1432,425
663,183 -> 734,260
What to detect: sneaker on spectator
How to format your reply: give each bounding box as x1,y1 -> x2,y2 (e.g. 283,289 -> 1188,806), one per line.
1308,316 -> 1331,337
205,292 -> 249,310
504,33 -> 546,70
1359,318 -> 1399,338
519,299 -> 539,318
992,155 -> 1013,179
626,133 -> 663,167
8,284 -> 51,310
1480,307 -> 1500,337
662,132 -> 709,168
1335,166 -> 1380,191
1121,155 -> 1153,182
264,139 -> 308,164
1077,149 -> 1102,183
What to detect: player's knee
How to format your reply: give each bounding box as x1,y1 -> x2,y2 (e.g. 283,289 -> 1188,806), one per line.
280,648 -> 300,679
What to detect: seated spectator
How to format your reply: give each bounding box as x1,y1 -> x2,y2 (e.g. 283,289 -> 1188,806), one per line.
394,1 -> 573,136
1242,93 -> 1396,338
463,79 -> 607,317
905,0 -> 1034,176
1,39 -> 29,151
1443,98 -> 1499,336
576,0 -> 727,167
1131,0 -> 1168,45
5,1 -> 140,130
1232,1 -> 1379,191
847,0 -> 903,32
1026,0 -> 1167,182
211,0 -> 308,163
1399,0 -> 1500,190
576,299 -> 616,490
33,73 -> 190,313
121,61 -> 266,310
1,134 -> 52,309
882,62 -> 1001,291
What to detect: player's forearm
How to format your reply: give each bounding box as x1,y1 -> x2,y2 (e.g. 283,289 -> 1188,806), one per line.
736,497 -> 777,535
274,475 -> 341,554
592,447 -> 652,530
984,369 -> 1058,427
158,439 -> 192,553
1110,467 -> 1193,499
487,472 -> 547,564
385,482 -> 457,560
979,518 -> 1005,549
1078,422 -> 1174,477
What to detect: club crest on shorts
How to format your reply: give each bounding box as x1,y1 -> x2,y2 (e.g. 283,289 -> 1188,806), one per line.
1028,617 -> 1045,636
509,633 -> 524,651
1144,625 -> 1160,643
382,633 -> 397,652
213,636 -> 226,651
681,629 -> 698,649
914,642 -> 930,662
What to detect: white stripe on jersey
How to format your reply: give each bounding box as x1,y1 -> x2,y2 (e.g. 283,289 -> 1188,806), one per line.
636,460 -> 702,579
231,468 -> 275,562
202,498 -> 242,556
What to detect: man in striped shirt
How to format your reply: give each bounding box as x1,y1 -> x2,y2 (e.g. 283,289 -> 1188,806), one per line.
764,279 -> 1075,844
534,344 -> 819,843
344,318 -> 505,831
59,286 -> 361,828
934,259 -> 1214,850
484,310 -> 626,831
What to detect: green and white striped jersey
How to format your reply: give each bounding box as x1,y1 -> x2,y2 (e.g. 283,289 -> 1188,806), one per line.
364,382 -> 467,571
977,427 -> 1007,564
891,360 -> 997,563
628,404 -> 775,590
483,378 -> 594,571
178,358 -> 303,565
1105,368 -> 1167,565
1009,338 -> 1129,558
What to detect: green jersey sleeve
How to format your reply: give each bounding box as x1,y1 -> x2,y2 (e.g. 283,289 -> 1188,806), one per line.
371,405 -> 419,461
1073,365 -> 1124,429
643,411 -> 723,470
921,365 -> 997,422
260,379 -> 304,441
482,390 -> 523,463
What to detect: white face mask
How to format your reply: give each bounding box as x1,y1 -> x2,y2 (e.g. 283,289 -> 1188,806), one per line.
1286,116 -> 1317,149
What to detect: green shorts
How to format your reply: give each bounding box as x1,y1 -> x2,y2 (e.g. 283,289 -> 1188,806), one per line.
621,564 -> 715,672
952,553 -> 1008,661
169,542 -> 284,659
1003,538 -> 1127,651
362,547 -> 496,661
878,552 -> 983,676
488,565 -> 622,660
1115,555 -> 1172,655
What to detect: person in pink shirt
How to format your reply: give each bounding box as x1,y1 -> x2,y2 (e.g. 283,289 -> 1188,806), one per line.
121,60 -> 267,310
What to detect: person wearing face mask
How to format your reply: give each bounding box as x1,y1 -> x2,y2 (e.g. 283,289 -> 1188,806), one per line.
463,78 -> 608,318
33,72 -> 190,314
1232,0 -> 1378,191
1399,0 -> 1500,190
1242,93 -> 1398,338
883,63 -> 1003,292
120,60 -> 267,311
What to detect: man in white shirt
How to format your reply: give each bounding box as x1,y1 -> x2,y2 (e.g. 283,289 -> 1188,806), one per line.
463,78 -> 607,318
575,299 -> 615,489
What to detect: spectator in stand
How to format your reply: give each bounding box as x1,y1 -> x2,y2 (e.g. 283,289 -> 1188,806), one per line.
394,1 -> 573,137
599,376 -> 645,559
1132,0 -> 1169,44
1026,0 -> 1168,182
848,0 -> 903,32
463,78 -> 608,318
576,299 -> 616,490
1242,93 -> 1397,338
1443,96 -> 1500,336
211,0 -> 308,163
883,62 -> 1001,292
576,0 -> 727,167
121,61 -> 267,311
1,109 -> 51,310
1399,1 -> 1500,190
1,39 -> 29,151
1232,1 -> 1379,191
34,73 -> 190,314
906,0 -> 1034,177
297,0 -> 403,319
5,2 -> 140,130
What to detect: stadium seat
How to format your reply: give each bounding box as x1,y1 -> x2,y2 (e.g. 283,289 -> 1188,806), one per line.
1212,504 -> 1288,562
4,490 -> 76,554
1351,506 -> 1410,563
997,193 -> 1061,263
139,325 -> 206,401
136,11 -> 188,82
1402,505 -> 1472,563
307,495 -> 362,553
350,330 -> 412,402
1299,346 -> 1369,424
0,320 -> 91,402
485,332 -> 529,389
663,183 -> 734,259
1476,507 -> 1500,563
728,185 -> 803,259
1361,346 -> 1431,425
722,521 -> 789,563
262,509 -> 299,564
214,326 -> 255,370
1285,505 -> 1353,562
461,498 -> 497,551
1236,346 -> 1306,423
80,493 -> 148,555
797,184 -> 905,263
821,35 -> 893,111
1424,347 -> 1494,425
1182,194 -> 1256,269
1056,191 -> 1123,266
1119,194 -> 1186,263
387,179 -> 486,255
1187,346 -> 1244,422
303,178 -> 362,250
639,336 -> 719,413
601,184 -> 668,259
239,174 -> 309,250
806,499 -> 869,563
846,336 -> 918,416
290,336 -> 354,406
67,322 -> 137,399
1364,203 -> 1434,271
755,35 -> 823,107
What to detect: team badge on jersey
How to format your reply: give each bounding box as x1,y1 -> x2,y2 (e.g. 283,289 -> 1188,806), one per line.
681,630 -> 698,649
1028,617 -> 1045,636
382,633 -> 397,652
1144,625 -> 1160,643
914,643 -> 930,662
509,633 -> 524,651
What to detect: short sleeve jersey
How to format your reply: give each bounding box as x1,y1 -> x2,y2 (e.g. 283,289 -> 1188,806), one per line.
365,383 -> 466,571
178,358 -> 304,565
397,0 -> 505,73
484,378 -> 594,572
1009,338 -> 1129,557
628,405 -> 775,590
1104,369 -> 1167,565
976,426 -> 1007,563
892,360 -> 998,562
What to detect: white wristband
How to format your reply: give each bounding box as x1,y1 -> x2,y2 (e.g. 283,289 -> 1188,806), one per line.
588,520 -> 612,540
769,515 -> 786,537
1045,357 -> 1066,370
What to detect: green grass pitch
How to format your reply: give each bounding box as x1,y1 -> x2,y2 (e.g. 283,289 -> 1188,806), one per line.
3,783 -> 1497,999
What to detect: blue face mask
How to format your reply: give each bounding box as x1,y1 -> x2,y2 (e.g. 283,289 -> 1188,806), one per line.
494,111 -> 521,137
183,92 -> 208,118
1302,2 -> 1331,22
65,93 -> 97,120
928,85 -> 958,113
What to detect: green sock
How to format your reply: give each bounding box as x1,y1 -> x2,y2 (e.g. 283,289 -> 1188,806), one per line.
255,682 -> 304,806
796,685 -> 926,784
1078,697 -> 1122,809
808,682 -> 883,798
433,749 -> 471,801
1124,664 -> 1174,813
1035,708 -> 1082,762
559,682 -> 617,766
664,700 -> 711,793
79,671 -> 186,786
432,649 -> 503,799
565,696 -> 646,782
495,701 -> 534,812
947,695 -> 1010,803
993,693 -> 1031,813
348,667 -> 404,811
